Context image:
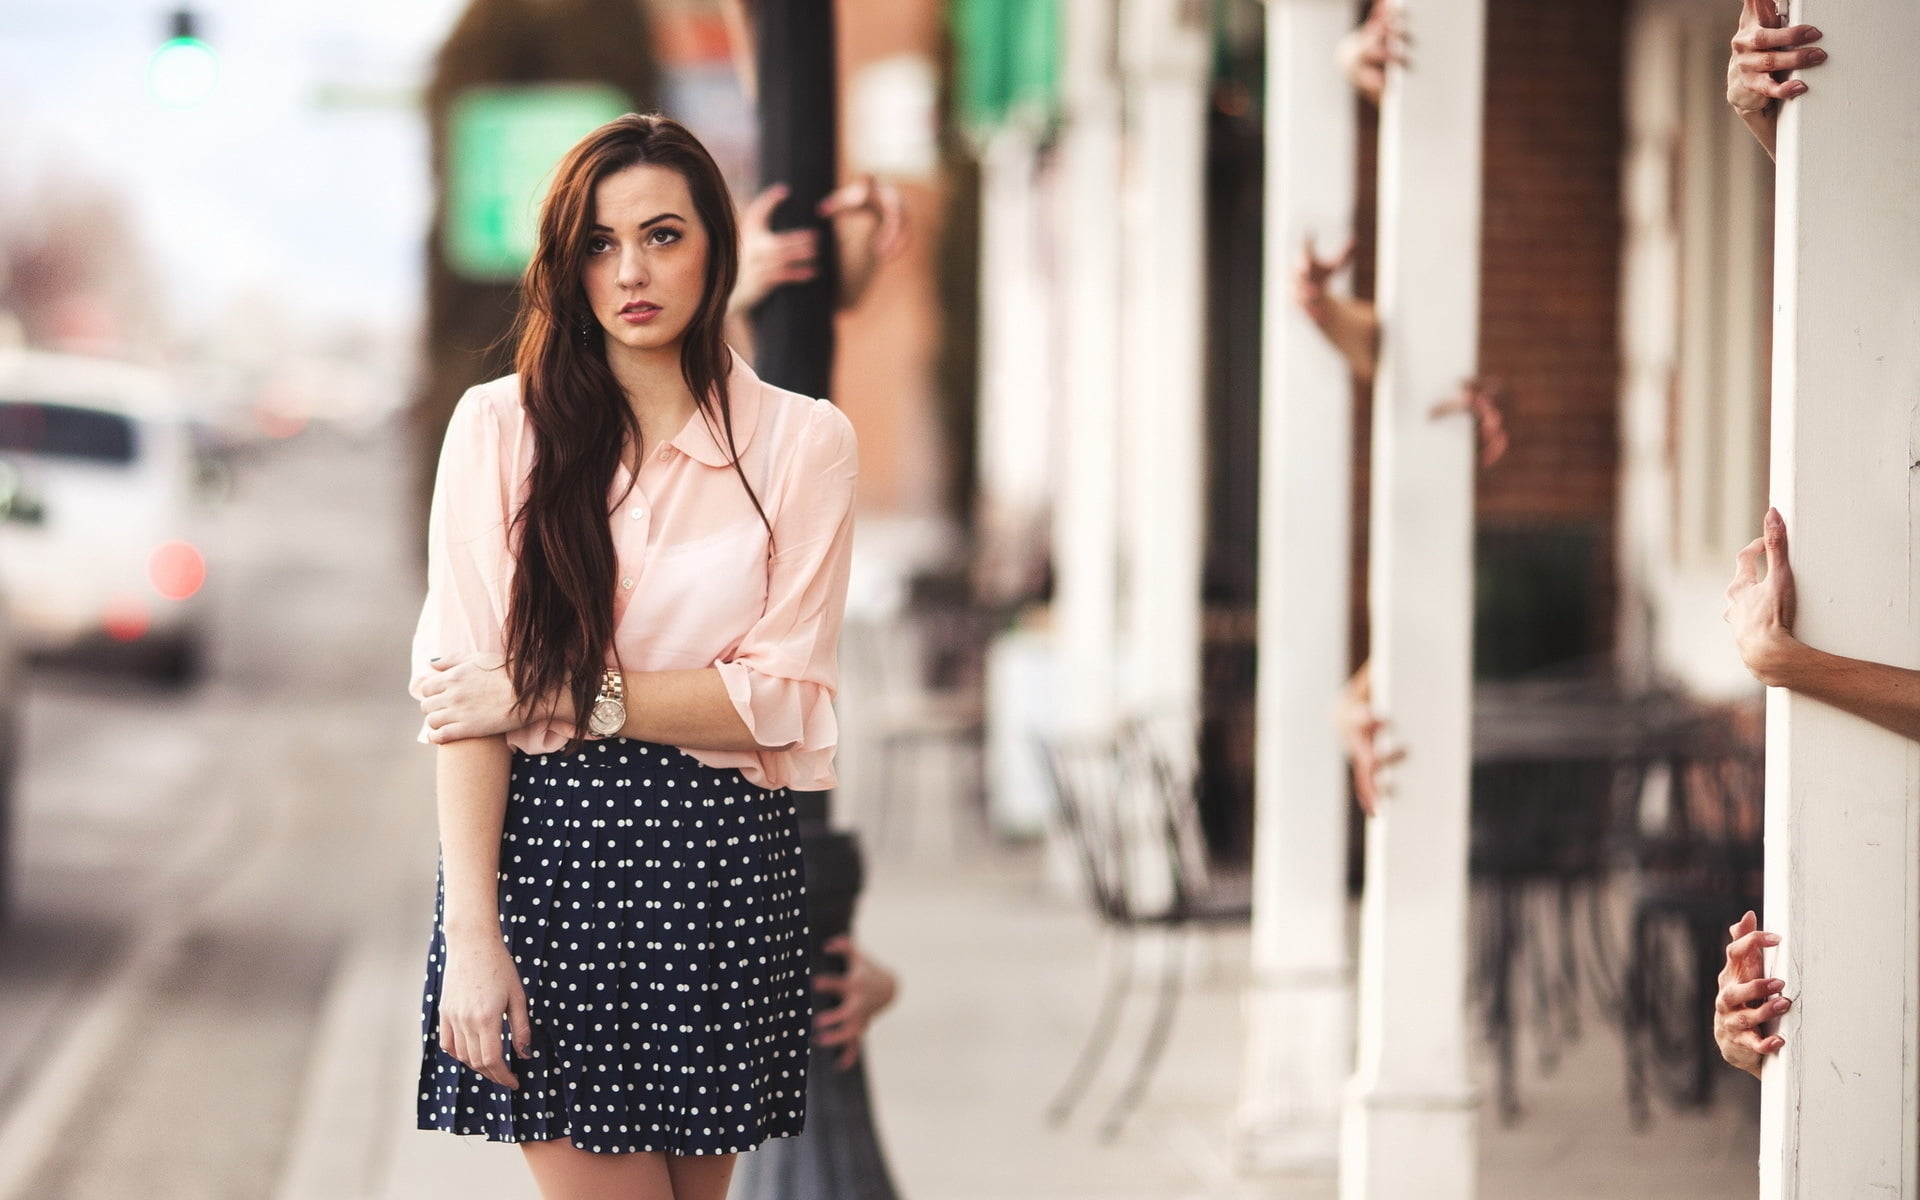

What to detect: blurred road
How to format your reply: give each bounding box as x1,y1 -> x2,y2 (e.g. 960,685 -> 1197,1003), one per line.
0,423 -> 438,1200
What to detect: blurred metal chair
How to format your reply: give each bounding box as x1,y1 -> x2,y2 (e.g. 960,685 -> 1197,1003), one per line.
1466,677 -> 1762,1129
1467,673 -> 1658,1123
1034,713 -> 1250,1140
1614,705 -> 1762,1127
841,604 -> 985,854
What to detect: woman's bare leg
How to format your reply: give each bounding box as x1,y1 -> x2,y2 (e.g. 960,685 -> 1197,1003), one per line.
665,1152 -> 737,1200
520,1140 -> 674,1200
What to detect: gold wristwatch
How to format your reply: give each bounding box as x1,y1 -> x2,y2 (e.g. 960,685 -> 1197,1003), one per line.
586,667 -> 626,738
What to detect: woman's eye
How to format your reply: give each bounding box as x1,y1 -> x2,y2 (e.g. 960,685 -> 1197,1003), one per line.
587,236 -> 613,254
649,227 -> 682,245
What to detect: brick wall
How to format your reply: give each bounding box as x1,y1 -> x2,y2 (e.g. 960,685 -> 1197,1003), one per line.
1349,0 -> 1626,670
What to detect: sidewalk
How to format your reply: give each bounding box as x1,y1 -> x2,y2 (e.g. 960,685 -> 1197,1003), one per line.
831,849 -> 1760,1200
308,819 -> 1760,1199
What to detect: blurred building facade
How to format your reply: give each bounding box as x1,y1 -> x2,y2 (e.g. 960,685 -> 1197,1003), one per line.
940,0 -> 1892,1195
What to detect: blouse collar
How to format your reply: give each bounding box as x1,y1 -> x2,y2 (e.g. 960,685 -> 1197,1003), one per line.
668,349 -> 762,467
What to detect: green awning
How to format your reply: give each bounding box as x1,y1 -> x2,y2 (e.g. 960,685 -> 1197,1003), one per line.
951,0 -> 1060,138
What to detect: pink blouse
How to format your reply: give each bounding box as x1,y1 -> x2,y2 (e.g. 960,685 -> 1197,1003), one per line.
408,353 -> 857,791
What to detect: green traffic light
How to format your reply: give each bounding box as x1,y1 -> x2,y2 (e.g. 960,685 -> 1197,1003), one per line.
148,35 -> 218,108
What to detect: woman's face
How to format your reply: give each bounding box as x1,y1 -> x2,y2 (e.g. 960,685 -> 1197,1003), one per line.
581,162 -> 710,362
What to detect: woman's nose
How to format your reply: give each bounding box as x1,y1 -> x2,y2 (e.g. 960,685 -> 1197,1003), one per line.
618,246 -> 648,288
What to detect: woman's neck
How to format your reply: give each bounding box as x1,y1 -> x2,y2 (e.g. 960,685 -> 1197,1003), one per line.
605,341 -> 697,445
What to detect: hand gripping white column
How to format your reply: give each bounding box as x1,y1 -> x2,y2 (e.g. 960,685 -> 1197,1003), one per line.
1759,2 -> 1920,1194
1339,0 -> 1486,1196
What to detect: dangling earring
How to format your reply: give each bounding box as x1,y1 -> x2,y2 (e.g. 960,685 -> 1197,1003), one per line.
576,314 -> 594,345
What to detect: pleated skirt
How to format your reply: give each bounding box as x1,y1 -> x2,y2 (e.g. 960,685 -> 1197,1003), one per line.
417,737 -> 811,1155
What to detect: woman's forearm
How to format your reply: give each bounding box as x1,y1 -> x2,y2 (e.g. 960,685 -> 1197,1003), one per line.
1767,638 -> 1920,743
1740,106 -> 1779,160
624,668 -> 763,750
437,735 -> 513,940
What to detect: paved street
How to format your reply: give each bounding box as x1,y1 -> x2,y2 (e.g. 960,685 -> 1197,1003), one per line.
0,425 -> 1762,1198
0,422 -> 437,1200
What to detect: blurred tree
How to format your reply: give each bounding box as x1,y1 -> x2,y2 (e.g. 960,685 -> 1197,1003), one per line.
416,0 -> 662,525
0,173 -> 164,359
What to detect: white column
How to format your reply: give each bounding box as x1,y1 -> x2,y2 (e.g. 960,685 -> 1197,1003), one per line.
1758,2 -> 1920,1194
1235,0 -> 1356,1177
975,124 -> 1053,603
1613,2 -> 1682,689
1118,0 -> 1208,716
976,125 -> 1062,842
1054,0 -> 1124,739
1340,0 -> 1484,1195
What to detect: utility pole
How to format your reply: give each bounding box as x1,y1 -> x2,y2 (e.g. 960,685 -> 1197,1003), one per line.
727,4 -> 902,1199
749,0 -> 839,399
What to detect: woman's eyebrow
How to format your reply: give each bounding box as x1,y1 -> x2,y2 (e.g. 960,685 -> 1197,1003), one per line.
590,213 -> 686,232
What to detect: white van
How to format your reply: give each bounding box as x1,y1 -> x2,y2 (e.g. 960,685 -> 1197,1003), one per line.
0,350 -> 214,682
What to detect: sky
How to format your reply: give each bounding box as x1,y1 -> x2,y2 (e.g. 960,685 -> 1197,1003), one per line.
0,0 -> 471,333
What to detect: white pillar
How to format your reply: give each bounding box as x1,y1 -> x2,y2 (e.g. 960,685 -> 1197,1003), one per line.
1118,0 -> 1208,716
976,125 -> 1062,843
1758,2 -> 1920,1194
1236,0 -> 1356,1177
975,124 -> 1054,604
1613,2 -> 1682,688
1340,0 -> 1484,1195
1054,0 -> 1124,739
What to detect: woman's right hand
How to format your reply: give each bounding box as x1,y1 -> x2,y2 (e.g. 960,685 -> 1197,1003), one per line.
420,652 -> 524,743
1714,910 -> 1789,1078
439,932 -> 534,1090
732,183 -> 822,314
1727,0 -> 1824,117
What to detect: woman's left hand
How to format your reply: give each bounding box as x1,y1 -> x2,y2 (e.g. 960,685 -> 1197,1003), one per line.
812,935 -> 899,1070
818,176 -> 909,263
1337,0 -> 1408,105
1428,376 -> 1511,469
1336,663 -> 1402,818
419,652 -> 523,743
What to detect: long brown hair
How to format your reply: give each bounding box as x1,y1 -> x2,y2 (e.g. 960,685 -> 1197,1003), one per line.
504,112 -> 759,746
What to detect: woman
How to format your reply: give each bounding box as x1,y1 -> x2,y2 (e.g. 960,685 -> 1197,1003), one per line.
410,112 -> 856,1200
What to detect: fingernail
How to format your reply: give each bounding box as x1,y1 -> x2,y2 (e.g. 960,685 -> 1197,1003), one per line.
1808,48 -> 1827,62
1761,933 -> 1781,945
1804,27 -> 1822,39
1765,978 -> 1784,993
1773,997 -> 1791,1012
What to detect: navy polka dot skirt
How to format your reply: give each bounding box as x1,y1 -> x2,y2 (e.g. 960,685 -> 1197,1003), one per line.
417,738 -> 811,1155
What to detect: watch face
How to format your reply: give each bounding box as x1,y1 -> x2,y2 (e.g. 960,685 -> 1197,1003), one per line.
589,697 -> 625,736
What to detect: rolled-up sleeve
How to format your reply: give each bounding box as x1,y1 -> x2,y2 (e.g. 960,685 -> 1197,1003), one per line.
409,386 -> 516,743
711,399 -> 858,790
